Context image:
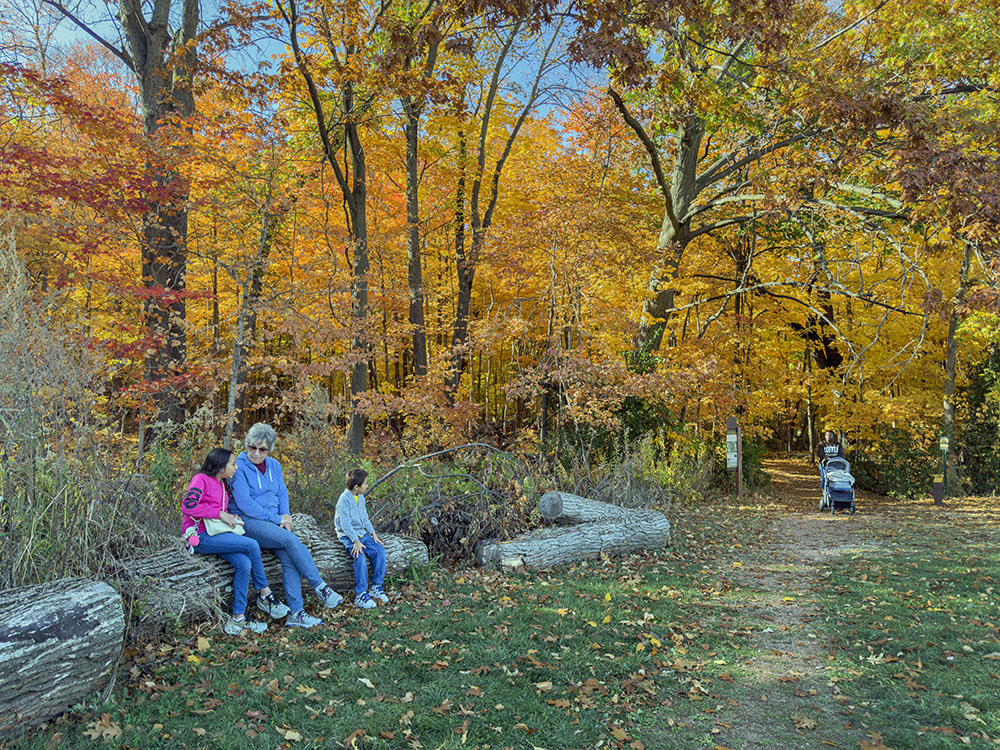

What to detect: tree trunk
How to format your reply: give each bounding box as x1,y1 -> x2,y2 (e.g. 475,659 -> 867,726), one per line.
634,117 -> 702,354
538,491 -> 656,525
0,579 -> 124,740
448,127 -> 467,394
476,513 -> 671,570
224,211 -> 278,448
125,515 -> 427,632
403,96 -> 427,378
448,228 -> 480,393
343,83 -> 369,457
943,240 -> 974,457
118,0 -> 200,425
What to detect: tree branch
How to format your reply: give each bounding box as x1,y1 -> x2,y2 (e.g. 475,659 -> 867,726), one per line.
40,0 -> 135,73
697,132 -> 810,191
607,85 -> 679,231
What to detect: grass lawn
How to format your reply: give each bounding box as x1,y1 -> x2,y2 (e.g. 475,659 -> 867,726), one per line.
8,485 -> 1000,750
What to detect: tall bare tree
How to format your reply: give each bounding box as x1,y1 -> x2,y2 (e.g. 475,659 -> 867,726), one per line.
43,0 -> 201,424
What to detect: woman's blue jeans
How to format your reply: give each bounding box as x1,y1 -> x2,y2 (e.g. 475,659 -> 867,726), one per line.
240,518 -> 324,612
194,531 -> 268,616
342,533 -> 386,594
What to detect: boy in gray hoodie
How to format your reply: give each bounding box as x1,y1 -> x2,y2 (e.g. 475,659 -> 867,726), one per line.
334,469 -> 388,609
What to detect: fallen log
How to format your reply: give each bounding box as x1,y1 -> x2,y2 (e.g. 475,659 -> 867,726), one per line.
0,579 -> 124,740
127,514 -> 428,631
538,491 -> 653,525
476,509 -> 671,570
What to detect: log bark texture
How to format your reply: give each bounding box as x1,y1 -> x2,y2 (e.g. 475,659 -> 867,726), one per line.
476,510 -> 671,570
538,491 -> 654,525
127,514 -> 427,631
0,579 -> 124,740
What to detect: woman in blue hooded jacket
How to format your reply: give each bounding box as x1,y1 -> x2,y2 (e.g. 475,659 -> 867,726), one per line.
230,422 -> 343,628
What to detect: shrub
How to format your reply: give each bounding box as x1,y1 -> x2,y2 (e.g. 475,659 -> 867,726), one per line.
959,340 -> 1000,495
851,425 -> 938,499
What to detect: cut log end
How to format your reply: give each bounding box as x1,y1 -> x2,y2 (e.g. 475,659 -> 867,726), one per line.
0,579 -> 124,740
537,491 -> 564,520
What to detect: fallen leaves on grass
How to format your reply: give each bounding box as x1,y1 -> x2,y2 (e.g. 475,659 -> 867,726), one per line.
790,714 -> 818,730
82,715 -> 121,741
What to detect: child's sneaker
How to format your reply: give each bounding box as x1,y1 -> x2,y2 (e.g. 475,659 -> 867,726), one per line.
286,610 -> 323,629
368,584 -> 389,603
354,591 -> 376,609
256,592 -> 290,619
316,584 -> 343,608
224,616 -> 268,635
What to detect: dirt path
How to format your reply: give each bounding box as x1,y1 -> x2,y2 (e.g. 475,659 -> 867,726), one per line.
709,458 -> 885,748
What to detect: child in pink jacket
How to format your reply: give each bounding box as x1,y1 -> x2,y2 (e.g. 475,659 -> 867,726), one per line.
182,448 -> 291,634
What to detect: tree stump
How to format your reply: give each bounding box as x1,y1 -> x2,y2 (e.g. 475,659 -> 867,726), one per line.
126,514 -> 428,631
0,579 -> 124,740
478,493 -> 670,571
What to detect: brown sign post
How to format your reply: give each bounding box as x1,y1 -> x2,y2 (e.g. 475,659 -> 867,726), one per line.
726,417 -> 743,500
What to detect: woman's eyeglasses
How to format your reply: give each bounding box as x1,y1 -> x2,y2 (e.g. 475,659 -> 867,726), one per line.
247,444 -> 270,453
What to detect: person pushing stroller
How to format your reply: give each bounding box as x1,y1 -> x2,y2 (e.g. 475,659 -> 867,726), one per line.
816,430 -> 844,485
817,430 -> 856,513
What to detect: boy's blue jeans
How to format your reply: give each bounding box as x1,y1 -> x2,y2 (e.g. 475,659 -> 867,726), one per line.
194,531 -> 267,616
240,518 -> 324,612
342,533 -> 386,594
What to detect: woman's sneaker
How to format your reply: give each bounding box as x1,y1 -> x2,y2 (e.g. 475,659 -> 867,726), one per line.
286,610 -> 323,629
354,591 -> 377,609
224,616 -> 268,635
256,593 -> 291,619
316,584 -> 343,608
368,585 -> 389,603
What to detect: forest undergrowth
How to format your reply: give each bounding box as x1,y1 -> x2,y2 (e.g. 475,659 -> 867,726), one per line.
9,458 -> 998,750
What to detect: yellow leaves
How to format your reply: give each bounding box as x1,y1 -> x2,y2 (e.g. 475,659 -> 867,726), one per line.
195,636 -> 210,652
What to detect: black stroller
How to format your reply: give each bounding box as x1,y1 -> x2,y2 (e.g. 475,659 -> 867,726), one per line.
820,457 -> 856,514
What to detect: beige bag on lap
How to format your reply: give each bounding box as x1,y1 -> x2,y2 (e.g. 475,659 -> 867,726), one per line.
203,517 -> 245,536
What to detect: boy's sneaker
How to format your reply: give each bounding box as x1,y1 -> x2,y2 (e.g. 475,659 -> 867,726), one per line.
256,593 -> 290,619
368,584 -> 389,603
316,584 -> 343,609
224,616 -> 268,635
286,610 -> 323,629
354,591 -> 376,609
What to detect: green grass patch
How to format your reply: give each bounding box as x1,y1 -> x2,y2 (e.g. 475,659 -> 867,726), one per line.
813,504 -> 1000,749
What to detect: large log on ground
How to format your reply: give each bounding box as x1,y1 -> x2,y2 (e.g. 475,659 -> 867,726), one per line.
0,578 -> 124,740
476,510 -> 671,570
127,514 -> 428,631
538,491 -> 654,525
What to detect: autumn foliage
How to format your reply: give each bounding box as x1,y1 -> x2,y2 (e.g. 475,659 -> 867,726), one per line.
0,0 -> 998,471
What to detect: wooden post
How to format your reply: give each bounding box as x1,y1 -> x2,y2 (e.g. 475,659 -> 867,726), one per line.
726,417 -> 742,500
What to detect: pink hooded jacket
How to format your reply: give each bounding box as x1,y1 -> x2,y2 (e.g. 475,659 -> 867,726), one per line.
181,473 -> 230,538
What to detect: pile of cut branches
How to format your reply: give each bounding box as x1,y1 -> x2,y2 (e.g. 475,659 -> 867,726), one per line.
369,444 -> 538,565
